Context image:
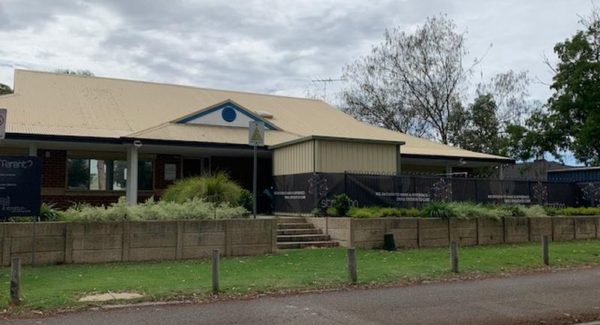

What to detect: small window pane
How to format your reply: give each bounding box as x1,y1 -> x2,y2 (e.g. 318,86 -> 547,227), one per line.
138,161 -> 154,191
113,161 -> 127,190
67,159 -> 90,190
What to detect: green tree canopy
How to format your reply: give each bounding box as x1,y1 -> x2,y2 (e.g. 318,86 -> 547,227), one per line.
449,94 -> 502,155
0,83 -> 12,95
546,13 -> 600,165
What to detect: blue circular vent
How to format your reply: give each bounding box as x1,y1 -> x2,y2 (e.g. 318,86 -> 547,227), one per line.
221,107 -> 237,122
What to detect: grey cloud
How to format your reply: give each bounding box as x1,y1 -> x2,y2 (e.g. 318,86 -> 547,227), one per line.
0,0 -> 595,100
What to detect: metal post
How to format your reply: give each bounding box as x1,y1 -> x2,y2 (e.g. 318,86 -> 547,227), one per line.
542,235 -> 549,266
212,249 -> 220,294
31,216 -> 36,267
253,145 -> 257,219
347,248 -> 357,284
10,257 -> 20,305
450,241 -> 459,273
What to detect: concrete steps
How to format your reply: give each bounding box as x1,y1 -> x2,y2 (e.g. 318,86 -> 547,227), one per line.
277,228 -> 323,236
276,217 -> 339,249
277,223 -> 315,230
277,234 -> 332,242
277,241 -> 340,249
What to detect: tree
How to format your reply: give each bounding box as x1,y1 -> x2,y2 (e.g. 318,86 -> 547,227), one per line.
502,108 -> 561,162
544,10 -> 600,165
0,83 -> 12,95
449,94 -> 502,155
342,15 -> 473,143
476,70 -> 532,127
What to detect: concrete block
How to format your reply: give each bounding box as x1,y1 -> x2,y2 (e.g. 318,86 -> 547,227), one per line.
182,246 -> 225,259
72,235 -> 122,250
11,251 -> 64,265
71,222 -> 122,236
529,218 -> 552,242
128,247 -> 176,261
183,232 -> 226,247
553,218 -> 575,241
477,218 -> 504,245
504,217 -> 529,243
574,217 -> 597,240
418,218 -> 449,247
184,220 -> 225,233
449,219 -> 477,246
73,249 -> 122,264
10,236 -> 65,253
130,221 -> 177,234
129,232 -> 177,248
230,244 -> 271,256
9,222 -> 66,237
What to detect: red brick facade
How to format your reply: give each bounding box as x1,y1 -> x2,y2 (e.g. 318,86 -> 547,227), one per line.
39,149 -> 67,188
154,154 -> 181,190
39,150 -> 176,209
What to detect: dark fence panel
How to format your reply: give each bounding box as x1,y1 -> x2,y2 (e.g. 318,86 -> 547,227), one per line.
273,173 -> 595,214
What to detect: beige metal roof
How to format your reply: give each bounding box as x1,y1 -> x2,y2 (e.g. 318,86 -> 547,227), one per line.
0,69 -> 511,161
126,123 -> 300,146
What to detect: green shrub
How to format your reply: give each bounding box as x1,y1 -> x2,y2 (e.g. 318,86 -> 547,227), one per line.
60,197 -> 247,222
238,189 -> 254,212
498,204 -> 528,217
40,203 -> 61,221
550,207 -> 600,216
326,207 -> 337,216
346,206 -> 420,218
420,202 -> 455,219
330,194 -> 352,217
448,202 -> 510,220
523,205 -> 548,218
162,172 -> 243,206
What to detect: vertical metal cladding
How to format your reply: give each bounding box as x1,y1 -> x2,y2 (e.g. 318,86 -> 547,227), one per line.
273,140 -> 315,175
272,139 -> 398,176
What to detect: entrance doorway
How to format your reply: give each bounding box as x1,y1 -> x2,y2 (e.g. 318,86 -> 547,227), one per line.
182,158 -> 210,177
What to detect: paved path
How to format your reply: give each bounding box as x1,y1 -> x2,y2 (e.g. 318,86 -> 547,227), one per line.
7,268 -> 600,325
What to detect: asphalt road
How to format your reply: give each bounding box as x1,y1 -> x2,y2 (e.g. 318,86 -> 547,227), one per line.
6,268 -> 600,325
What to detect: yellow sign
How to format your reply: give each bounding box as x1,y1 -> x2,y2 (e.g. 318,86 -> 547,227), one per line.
248,121 -> 265,146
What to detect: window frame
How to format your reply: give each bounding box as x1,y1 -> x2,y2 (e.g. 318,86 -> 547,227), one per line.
64,152 -> 156,193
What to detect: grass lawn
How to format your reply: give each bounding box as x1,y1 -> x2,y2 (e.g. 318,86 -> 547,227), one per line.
1,240 -> 600,312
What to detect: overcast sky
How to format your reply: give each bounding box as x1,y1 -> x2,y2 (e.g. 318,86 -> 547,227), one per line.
0,0 -> 595,104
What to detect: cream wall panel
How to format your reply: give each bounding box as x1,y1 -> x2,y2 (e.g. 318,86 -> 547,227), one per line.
273,140 -> 314,175
317,140 -> 397,174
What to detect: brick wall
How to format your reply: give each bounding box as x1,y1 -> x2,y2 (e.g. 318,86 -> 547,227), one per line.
39,149 -> 67,188
154,154 -> 181,190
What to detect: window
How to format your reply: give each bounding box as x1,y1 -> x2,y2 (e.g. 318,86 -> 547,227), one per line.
67,158 -> 153,191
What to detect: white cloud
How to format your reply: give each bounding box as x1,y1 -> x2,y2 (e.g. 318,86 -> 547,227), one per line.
0,0 -> 595,103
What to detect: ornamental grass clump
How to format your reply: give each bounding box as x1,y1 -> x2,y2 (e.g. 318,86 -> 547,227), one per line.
60,197 -> 247,222
161,172 -> 243,206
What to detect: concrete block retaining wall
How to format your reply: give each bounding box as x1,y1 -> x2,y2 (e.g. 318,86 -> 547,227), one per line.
0,219 -> 277,265
308,216 -> 600,249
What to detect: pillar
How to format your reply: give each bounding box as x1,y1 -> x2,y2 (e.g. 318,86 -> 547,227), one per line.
126,146 -> 138,206
28,144 -> 37,156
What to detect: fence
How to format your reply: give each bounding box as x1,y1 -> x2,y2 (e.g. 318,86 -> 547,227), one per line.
273,172 -> 598,214
0,219 -> 278,265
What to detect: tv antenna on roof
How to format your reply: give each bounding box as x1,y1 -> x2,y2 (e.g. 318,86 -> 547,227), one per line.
311,78 -> 346,102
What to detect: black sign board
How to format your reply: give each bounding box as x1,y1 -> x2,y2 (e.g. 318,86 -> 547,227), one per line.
0,156 -> 42,218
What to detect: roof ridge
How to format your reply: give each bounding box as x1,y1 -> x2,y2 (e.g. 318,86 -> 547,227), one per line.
15,69 -> 326,103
